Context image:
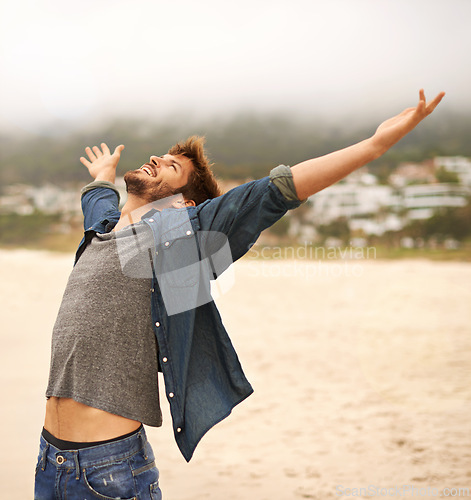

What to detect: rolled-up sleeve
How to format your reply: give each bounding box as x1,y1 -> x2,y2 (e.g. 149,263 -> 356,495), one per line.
81,180 -> 121,201
269,164 -> 306,204
80,182 -> 120,231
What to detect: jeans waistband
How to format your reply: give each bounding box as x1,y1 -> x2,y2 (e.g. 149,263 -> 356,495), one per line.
41,424 -> 143,450
38,425 -> 149,471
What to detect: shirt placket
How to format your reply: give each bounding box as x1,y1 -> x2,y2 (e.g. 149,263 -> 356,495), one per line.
145,215 -> 186,439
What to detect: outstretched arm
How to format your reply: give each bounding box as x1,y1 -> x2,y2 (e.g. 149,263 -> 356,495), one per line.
80,142 -> 125,183
291,90 -> 445,200
79,142 -> 124,234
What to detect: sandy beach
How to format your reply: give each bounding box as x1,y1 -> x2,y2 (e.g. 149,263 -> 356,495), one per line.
0,249 -> 470,499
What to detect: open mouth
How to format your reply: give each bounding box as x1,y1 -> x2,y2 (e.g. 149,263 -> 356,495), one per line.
140,164 -> 157,177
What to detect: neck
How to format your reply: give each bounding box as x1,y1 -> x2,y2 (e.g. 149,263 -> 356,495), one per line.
113,194 -> 152,232
113,193 -> 188,232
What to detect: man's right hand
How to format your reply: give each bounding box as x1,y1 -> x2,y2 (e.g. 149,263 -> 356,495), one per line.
80,143 -> 125,183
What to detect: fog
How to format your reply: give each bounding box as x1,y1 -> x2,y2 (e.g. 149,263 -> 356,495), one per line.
1,0 -> 469,134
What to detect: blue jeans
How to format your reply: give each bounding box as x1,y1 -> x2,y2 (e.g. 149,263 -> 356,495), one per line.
34,426 -> 162,500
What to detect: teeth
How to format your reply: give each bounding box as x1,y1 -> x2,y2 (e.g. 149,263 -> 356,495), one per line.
141,166 -> 154,177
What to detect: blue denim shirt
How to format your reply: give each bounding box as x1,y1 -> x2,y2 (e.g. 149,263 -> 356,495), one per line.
76,166 -> 302,461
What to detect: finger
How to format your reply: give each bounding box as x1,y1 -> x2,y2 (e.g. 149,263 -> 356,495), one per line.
92,146 -> 103,157
416,89 -> 426,114
113,144 -> 125,156
101,143 -> 110,155
85,146 -> 97,162
80,157 -> 91,168
425,91 -> 446,114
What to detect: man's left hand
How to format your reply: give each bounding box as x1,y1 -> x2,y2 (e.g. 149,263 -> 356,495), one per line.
80,143 -> 125,183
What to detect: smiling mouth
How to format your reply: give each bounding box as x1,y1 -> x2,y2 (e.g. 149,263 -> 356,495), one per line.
140,164 -> 157,177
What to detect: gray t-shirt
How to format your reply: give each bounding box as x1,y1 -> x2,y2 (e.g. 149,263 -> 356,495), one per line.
46,223 -> 163,427
46,167 -> 301,427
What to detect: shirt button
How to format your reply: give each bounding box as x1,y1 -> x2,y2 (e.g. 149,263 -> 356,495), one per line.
149,218 -> 154,222
155,250 -> 158,255
155,322 -> 160,327
162,357 -> 168,363
186,230 -> 192,235
169,392 -> 174,398
164,241 -> 170,247
176,427 -> 182,433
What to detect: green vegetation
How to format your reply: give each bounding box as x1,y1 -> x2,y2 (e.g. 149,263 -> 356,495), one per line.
317,217 -> 350,245
435,166 -> 460,184
268,216 -> 290,237
401,201 -> 471,242
0,211 -> 82,252
0,211 -> 60,245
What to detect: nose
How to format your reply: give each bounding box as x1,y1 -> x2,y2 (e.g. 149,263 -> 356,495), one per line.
150,156 -> 161,167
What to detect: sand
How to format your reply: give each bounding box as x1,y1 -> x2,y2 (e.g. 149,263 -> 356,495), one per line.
0,250 -> 470,499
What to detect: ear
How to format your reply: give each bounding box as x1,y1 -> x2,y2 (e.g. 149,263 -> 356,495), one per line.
170,197 -> 195,209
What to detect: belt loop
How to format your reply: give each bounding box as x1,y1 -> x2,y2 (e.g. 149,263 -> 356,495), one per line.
74,452 -> 80,480
139,430 -> 148,460
41,443 -> 49,471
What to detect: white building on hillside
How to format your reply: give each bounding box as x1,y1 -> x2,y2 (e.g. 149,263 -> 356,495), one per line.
389,161 -> 436,187
307,181 -> 404,235
306,177 -> 471,236
402,183 -> 470,220
308,184 -> 398,224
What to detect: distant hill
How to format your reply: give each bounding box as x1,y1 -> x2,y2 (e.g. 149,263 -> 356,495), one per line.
1,110 -> 470,189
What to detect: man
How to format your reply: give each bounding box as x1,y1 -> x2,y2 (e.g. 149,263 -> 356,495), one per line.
35,90 -> 444,499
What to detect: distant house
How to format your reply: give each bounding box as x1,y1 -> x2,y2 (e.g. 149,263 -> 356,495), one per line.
0,184 -> 34,215
308,182 -> 396,225
0,183 -> 81,215
307,176 -> 403,236
402,183 -> 471,220
389,161 -> 436,187
29,184 -> 81,214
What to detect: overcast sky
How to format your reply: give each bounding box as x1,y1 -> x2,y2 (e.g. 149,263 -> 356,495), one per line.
0,0 -> 469,133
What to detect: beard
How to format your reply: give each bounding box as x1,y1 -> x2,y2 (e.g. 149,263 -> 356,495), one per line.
124,170 -> 178,204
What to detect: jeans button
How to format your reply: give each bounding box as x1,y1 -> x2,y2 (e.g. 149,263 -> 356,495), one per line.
56,455 -> 66,465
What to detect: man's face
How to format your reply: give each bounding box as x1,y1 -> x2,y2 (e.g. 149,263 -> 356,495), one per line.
124,154 -> 194,203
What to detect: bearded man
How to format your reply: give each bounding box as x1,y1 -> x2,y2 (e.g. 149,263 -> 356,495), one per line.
34,90 -> 444,499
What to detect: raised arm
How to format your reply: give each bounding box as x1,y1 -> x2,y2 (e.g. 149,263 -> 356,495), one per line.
79,142 -> 124,232
291,90 -> 445,200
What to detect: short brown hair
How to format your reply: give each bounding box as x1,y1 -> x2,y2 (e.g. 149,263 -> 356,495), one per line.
168,136 -> 222,205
